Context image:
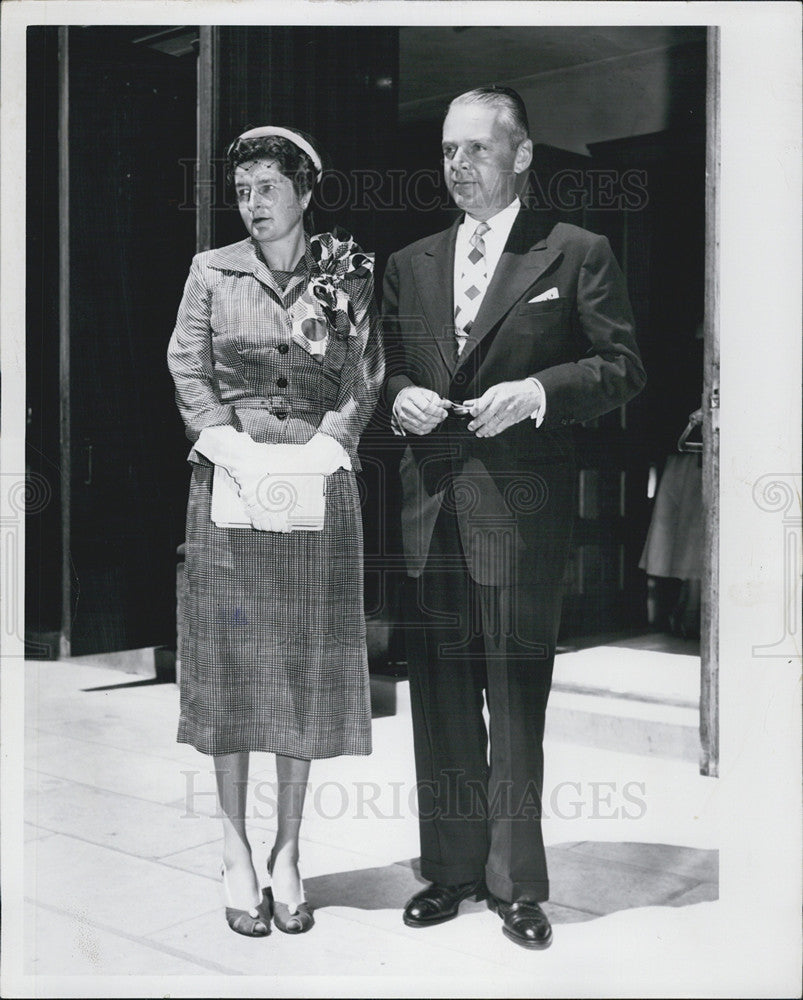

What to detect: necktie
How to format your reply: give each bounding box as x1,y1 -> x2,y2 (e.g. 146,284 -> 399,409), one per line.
453,221 -> 491,360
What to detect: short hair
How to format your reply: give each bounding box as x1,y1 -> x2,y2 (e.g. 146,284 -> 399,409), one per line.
225,130 -> 320,198
448,85 -> 530,149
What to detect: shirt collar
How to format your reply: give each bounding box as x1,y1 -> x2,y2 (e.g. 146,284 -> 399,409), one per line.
461,196 -> 522,241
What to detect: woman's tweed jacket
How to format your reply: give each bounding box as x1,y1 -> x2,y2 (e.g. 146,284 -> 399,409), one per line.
167,236 -> 384,758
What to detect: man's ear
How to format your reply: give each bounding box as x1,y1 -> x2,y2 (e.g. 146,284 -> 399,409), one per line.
514,139 -> 533,175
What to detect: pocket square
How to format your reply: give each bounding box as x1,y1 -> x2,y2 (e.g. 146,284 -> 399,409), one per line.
529,287 -> 559,302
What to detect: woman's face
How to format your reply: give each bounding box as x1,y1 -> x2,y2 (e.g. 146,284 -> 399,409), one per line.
234,159 -> 311,246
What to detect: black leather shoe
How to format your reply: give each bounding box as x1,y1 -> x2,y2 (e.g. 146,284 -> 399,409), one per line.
488,896 -> 553,949
403,880 -> 487,927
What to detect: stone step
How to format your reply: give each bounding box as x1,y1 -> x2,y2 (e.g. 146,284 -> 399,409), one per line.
545,688 -> 699,762
372,644 -> 701,762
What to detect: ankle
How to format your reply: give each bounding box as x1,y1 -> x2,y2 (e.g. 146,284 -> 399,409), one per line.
270,843 -> 300,867
222,844 -> 253,871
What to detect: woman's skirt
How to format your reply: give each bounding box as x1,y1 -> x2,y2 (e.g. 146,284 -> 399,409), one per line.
178,462 -> 371,758
639,454 -> 704,580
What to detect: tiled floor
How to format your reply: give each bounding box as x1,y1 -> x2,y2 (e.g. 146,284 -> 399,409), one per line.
18,653 -> 720,991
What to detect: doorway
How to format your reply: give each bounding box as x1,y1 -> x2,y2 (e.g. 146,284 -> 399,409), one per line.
26,26 -> 197,657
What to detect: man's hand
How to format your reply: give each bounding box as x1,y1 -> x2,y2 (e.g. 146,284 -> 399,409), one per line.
394,386 -> 451,436
463,380 -> 543,438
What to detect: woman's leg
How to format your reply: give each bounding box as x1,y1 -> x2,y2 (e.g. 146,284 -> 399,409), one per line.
270,754 -> 311,903
215,751 -> 260,906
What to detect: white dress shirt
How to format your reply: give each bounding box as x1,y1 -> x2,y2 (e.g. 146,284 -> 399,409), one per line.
452,196 -> 522,311
393,197 -> 546,432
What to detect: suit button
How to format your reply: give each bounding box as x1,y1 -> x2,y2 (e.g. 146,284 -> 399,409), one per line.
277,344 -> 289,355
454,372 -> 467,386
275,411 -> 288,420
276,377 -> 288,388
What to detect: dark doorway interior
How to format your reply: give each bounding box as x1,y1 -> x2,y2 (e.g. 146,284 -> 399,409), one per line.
26,27 -> 62,655
26,26 -> 197,656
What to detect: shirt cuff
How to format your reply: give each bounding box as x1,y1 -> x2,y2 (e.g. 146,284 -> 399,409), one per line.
526,377 -> 546,428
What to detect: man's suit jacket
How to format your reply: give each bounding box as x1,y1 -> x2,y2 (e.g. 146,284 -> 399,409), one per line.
383,207 -> 646,585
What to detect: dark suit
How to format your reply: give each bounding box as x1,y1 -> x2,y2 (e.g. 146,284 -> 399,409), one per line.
383,207 -> 645,902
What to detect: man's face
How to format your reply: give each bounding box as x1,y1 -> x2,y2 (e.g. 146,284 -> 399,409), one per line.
442,103 -> 531,221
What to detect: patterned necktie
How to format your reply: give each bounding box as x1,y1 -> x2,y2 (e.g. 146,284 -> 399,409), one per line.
453,221 -> 491,360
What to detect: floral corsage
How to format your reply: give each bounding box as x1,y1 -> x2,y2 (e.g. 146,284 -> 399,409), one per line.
289,229 -> 373,357
312,228 -> 374,332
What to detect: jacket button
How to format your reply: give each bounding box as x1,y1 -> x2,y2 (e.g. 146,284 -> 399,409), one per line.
275,411 -> 288,420
276,377 -> 288,388
277,344 -> 289,355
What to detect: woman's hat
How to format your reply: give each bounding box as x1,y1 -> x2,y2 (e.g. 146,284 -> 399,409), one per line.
227,126 -> 323,180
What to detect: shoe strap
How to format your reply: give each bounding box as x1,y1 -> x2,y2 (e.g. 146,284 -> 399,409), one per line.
267,852 -> 307,911
221,865 -> 261,916
274,886 -> 308,914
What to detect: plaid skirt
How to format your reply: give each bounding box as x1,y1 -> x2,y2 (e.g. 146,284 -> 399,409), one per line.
177,462 -> 371,758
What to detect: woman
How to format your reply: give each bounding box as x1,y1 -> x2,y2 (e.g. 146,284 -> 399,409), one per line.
167,126 -> 383,936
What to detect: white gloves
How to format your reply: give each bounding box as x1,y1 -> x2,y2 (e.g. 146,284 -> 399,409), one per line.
195,426 -> 351,532
302,433 -> 353,475
195,426 -> 287,530
194,424 -> 261,473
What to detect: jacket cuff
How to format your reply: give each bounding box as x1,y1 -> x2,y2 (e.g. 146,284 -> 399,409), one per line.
531,366 -> 578,428
385,373 -> 415,410
187,405 -> 242,441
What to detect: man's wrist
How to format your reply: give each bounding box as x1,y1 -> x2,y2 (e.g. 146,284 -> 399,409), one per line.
391,386 -> 415,437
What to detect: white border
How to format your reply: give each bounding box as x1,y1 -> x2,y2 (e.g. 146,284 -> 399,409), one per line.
2,2 -> 801,997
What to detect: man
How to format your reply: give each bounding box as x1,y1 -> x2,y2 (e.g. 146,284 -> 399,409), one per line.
382,86 -> 646,949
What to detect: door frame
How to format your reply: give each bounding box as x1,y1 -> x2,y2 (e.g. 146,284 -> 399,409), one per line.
58,26 -> 71,658
700,26 -> 720,777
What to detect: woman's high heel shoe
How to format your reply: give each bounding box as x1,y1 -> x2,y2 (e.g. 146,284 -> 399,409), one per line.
267,850 -> 314,934
221,866 -> 273,937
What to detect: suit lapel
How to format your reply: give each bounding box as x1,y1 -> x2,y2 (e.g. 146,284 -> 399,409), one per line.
456,209 -> 561,372
411,220 -> 460,371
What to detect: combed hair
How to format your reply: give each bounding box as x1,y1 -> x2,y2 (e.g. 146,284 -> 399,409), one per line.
448,85 -> 530,149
